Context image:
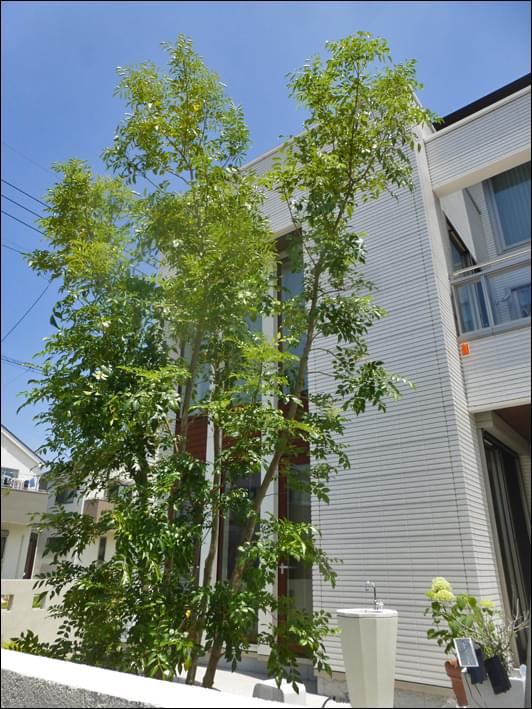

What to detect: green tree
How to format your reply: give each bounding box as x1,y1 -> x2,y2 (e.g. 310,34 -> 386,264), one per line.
15,32 -> 435,690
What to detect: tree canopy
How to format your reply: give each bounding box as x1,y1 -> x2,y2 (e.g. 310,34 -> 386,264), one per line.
15,32 -> 435,689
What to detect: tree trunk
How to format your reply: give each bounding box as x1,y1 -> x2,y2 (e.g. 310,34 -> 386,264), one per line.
202,637 -> 224,688
186,422 -> 222,685
202,260 -> 323,685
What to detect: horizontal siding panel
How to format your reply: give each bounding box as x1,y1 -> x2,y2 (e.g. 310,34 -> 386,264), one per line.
250,113 -> 507,687
426,91 -> 531,192
462,327 -> 531,409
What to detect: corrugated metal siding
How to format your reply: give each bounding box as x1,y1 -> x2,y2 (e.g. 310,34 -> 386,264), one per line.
426,90 -> 531,194
461,327 -> 532,411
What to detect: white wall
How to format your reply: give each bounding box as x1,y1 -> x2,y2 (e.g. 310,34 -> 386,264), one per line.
1,649 -> 295,709
1,579 -> 63,644
1,429 -> 42,482
425,88 -> 531,196
461,327 -> 531,411
1,525 -> 30,579
251,125 -> 504,687
34,531 -> 116,577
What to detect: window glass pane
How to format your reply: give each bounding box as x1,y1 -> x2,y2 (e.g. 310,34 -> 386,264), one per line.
97,536 -> 107,562
487,265 -> 531,325
280,260 -> 307,389
286,465 -> 313,616
455,282 -> 489,332
512,285 -> 531,319
491,163 -> 531,248
55,488 -> 76,505
1,468 -> 18,483
220,472 -> 261,581
220,471 -> 261,641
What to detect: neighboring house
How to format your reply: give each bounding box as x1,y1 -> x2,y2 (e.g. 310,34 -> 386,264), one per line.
1,425 -> 47,580
183,74 -> 532,693
1,424 -> 116,641
33,486 -> 117,578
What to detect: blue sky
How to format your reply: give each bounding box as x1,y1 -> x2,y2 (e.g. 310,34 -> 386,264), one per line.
1,1 -> 531,452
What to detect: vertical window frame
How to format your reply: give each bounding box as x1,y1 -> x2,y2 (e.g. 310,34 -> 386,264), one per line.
483,162 -> 531,254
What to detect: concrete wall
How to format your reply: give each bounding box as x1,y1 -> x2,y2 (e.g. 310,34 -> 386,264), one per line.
1,650 -> 295,708
1,579 -> 63,644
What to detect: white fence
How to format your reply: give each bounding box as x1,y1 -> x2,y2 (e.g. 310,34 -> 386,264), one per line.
1,650 -> 296,708
1,579 -> 62,644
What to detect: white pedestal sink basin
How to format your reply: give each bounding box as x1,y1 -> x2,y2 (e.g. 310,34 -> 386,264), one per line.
337,608 -> 398,708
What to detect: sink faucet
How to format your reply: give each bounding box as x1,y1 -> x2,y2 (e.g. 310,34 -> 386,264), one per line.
365,580 -> 384,611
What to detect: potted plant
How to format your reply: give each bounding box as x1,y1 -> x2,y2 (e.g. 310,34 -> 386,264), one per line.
424,577 -> 528,707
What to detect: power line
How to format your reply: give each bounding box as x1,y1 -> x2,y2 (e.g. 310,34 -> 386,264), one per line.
1,283 -> 51,343
1,179 -> 50,208
1,243 -> 26,255
1,210 -> 44,235
1,193 -> 43,219
1,355 -> 43,372
1,141 -> 54,176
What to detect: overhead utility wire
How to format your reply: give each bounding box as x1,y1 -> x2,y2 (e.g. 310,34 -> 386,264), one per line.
1,209 -> 44,235
1,141 -> 54,176
1,193 -> 43,219
1,283 -> 51,343
1,355 -> 43,372
2,181 -> 158,272
1,179 -> 50,208
1,243 -> 26,255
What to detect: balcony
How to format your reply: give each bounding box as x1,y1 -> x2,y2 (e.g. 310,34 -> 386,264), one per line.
82,498 -> 114,522
1,479 -> 48,525
452,248 -> 531,338
452,248 -> 531,412
1,476 -> 46,493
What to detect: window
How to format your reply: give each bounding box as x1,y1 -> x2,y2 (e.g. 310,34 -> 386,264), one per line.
97,536 -> 107,562
1,468 -> 18,486
511,284 -> 531,320
1,530 -> 9,566
44,536 -> 65,556
55,488 -> 76,505
454,282 -> 489,333
486,162 -> 531,251
448,221 -> 475,272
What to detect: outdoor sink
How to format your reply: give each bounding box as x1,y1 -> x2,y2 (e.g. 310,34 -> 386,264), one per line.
337,608 -> 396,618
337,606 -> 398,708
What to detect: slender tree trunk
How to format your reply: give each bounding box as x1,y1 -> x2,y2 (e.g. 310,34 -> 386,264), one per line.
163,326 -> 205,583
202,262 -> 323,688
186,422 -> 222,684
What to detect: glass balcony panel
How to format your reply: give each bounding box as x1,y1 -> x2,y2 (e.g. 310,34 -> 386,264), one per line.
487,266 -> 531,326
455,281 -> 490,333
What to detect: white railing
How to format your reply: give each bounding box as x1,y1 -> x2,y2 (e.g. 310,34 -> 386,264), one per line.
451,248 -> 531,336
1,477 -> 46,493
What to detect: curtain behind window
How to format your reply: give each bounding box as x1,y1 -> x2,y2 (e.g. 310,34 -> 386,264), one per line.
491,162 -> 531,248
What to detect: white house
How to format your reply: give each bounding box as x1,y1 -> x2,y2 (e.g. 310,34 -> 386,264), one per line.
1,424 -> 116,642
243,72 -> 531,694
1,425 -> 47,580
2,74 -> 529,699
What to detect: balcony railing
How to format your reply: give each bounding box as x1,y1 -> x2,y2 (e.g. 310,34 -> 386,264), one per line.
451,248 -> 531,337
82,498 -> 114,522
1,476 -> 47,493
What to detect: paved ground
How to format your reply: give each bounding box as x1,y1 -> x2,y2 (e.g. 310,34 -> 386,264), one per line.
176,665 -> 457,708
